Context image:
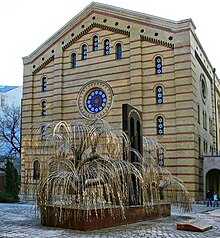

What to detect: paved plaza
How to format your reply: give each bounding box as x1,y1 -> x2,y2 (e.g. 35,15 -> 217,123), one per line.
0,202 -> 220,238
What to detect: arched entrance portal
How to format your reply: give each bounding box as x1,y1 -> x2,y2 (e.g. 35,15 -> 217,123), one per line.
206,169 -> 220,194
122,104 -> 143,161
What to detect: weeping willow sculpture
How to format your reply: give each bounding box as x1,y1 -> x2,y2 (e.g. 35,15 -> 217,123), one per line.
30,119 -> 191,225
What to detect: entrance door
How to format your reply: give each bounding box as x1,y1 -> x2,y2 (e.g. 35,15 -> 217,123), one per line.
122,104 -> 143,162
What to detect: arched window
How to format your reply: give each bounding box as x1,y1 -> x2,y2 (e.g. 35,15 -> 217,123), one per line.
156,86 -> 163,104
197,104 -> 200,124
104,39 -> 110,55
42,77 -> 47,91
33,160 -> 40,180
82,44 -> 87,60
41,125 -> 46,140
157,147 -> 164,166
155,56 -> 162,74
71,53 -> 76,68
93,35 -> 98,51
116,43 -> 122,59
157,116 -> 164,135
42,101 -> 46,116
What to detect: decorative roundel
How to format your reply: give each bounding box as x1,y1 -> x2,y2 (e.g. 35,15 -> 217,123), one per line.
200,74 -> 207,103
77,80 -> 114,120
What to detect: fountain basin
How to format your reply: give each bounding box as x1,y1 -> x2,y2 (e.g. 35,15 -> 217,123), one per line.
41,203 -> 171,230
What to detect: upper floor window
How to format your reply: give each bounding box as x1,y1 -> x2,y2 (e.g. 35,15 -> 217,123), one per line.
203,111 -> 207,130
93,35 -> 98,51
157,116 -> 164,135
41,125 -> 46,141
82,44 -> 87,60
42,101 -> 46,116
42,77 -> 47,92
116,43 -> 122,59
33,160 -> 40,180
157,147 -> 164,166
155,56 -> 162,74
197,104 -> 200,124
200,74 -> 207,103
71,53 -> 76,68
156,86 -> 163,104
104,39 -> 110,55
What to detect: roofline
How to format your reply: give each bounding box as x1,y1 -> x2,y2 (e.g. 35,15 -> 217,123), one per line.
23,2 -> 195,63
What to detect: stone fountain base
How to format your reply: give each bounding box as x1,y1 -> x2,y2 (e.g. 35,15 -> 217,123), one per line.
41,203 -> 171,231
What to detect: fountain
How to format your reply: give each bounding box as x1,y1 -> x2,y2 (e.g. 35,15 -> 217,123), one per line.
30,118 -> 191,230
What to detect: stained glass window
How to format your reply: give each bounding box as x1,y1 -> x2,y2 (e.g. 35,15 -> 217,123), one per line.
116,43 -> 122,59
82,44 -> 87,60
157,116 -> 164,135
157,147 -> 164,166
155,56 -> 162,74
93,36 -> 98,51
42,77 -> 47,91
41,125 -> 46,140
71,53 -> 76,68
86,89 -> 107,113
104,39 -> 110,55
156,86 -> 163,104
42,101 -> 46,116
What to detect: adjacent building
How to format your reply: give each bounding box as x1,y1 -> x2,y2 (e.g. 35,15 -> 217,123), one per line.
21,2 -> 220,200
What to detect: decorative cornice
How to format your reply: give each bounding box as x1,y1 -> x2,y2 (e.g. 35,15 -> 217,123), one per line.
140,35 -> 174,49
62,22 -> 130,51
32,55 -> 55,75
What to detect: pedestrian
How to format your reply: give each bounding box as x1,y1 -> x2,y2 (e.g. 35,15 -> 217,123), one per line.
206,190 -> 212,206
213,192 -> 219,207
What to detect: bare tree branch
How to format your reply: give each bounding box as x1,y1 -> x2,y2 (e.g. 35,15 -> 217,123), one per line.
0,105 -> 21,157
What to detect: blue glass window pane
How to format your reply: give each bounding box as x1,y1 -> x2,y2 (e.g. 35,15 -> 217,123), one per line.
157,116 -> 164,135
42,101 -> 46,116
155,56 -> 162,74
116,43 -> 122,59
86,89 -> 107,113
42,77 -> 47,91
93,36 -> 98,51
156,86 -> 163,104
72,53 -> 76,68
104,39 -> 110,55
82,44 -> 87,60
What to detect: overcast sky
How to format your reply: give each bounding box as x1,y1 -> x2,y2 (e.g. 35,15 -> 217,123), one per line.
0,0 -> 219,86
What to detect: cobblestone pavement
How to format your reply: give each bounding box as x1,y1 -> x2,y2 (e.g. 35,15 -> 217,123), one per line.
0,203 -> 220,238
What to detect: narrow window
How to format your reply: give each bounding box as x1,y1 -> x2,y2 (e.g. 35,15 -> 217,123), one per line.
71,53 -> 76,68
82,44 -> 87,60
42,77 -> 47,91
42,101 -> 46,116
157,147 -> 164,166
93,35 -> 98,51
157,116 -> 164,135
33,160 -> 40,180
156,86 -> 163,104
155,56 -> 162,74
203,112 -> 207,130
197,104 -> 200,124
41,125 -> 46,141
198,136 -> 201,156
104,39 -> 110,55
116,43 -> 122,59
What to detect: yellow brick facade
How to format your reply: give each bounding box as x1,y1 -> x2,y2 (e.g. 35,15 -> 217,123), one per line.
21,2 -> 220,200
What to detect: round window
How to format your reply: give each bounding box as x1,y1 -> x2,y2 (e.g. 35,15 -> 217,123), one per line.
200,74 -> 207,102
77,80 -> 114,120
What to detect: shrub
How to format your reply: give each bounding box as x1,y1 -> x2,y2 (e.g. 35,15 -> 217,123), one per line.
0,191 -> 19,203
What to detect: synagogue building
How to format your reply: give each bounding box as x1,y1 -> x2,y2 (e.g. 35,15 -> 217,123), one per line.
21,2 -> 220,200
